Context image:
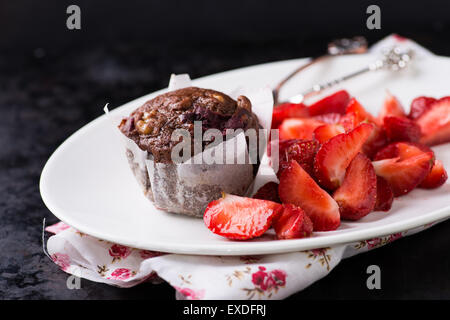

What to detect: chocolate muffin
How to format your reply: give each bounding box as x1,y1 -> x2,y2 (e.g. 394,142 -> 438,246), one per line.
118,87 -> 261,217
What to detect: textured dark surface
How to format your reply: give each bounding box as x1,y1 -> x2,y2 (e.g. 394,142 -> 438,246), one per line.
1,34 -> 450,300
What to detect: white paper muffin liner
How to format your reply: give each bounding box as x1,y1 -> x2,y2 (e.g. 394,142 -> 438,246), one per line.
110,74 -> 274,217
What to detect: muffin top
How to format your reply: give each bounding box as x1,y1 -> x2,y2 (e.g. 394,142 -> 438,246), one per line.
119,87 -> 260,163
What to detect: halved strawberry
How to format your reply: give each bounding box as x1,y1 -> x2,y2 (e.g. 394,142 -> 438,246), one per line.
416,97 -> 450,146
374,142 -> 433,161
314,123 -> 374,190
313,124 -> 345,144
345,98 -> 377,124
253,182 -> 281,203
409,96 -> 437,120
313,112 -> 342,124
377,91 -> 405,124
272,204 -> 314,239
383,116 -> 422,143
278,160 -> 340,231
272,102 -> 309,129
340,111 -> 359,131
361,123 -> 388,159
372,152 -> 434,196
279,118 -> 325,140
203,193 -> 283,240
308,90 -> 351,116
419,160 -> 448,189
374,176 -> 394,212
333,153 -> 377,220
277,139 -> 320,178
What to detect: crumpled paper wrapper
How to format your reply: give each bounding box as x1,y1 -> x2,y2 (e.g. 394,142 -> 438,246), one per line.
109,74 -> 274,217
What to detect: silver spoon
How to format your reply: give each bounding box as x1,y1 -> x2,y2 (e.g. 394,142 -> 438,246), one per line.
272,36 -> 368,105
286,47 -> 414,104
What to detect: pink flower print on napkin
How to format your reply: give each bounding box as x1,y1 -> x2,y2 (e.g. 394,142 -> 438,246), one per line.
51,253 -> 71,271
108,268 -> 136,281
108,244 -> 132,263
174,286 -> 205,300
139,250 -> 165,259
251,266 -> 287,292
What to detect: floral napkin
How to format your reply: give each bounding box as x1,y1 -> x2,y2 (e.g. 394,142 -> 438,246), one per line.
45,35 -> 446,300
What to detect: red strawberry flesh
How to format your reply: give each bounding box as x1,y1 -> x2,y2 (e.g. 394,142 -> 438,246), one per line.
383,116 -> 422,143
333,153 -> 377,220
279,118 -> 325,140
308,90 -> 351,116
272,204 -> 313,239
374,176 -> 394,212
278,161 -> 340,231
314,123 -> 374,190
419,160 -> 448,189
253,182 -> 281,203
372,152 -> 433,196
204,194 -> 282,240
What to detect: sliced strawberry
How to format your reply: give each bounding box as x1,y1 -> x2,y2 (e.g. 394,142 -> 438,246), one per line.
313,124 -> 345,144
372,152 -> 434,196
313,112 -> 342,124
277,139 -> 320,178
333,153 -> 377,220
383,116 -> 422,143
314,123 -> 374,190
416,97 -> 450,146
272,204 -> 314,239
374,176 -> 394,211
203,193 -> 283,240
272,102 -> 309,129
279,118 -> 325,140
409,96 -> 437,120
308,90 -> 351,116
278,161 -> 340,231
253,182 -> 281,203
374,142 -> 433,161
419,160 -> 448,189
361,123 -> 388,159
377,91 -> 405,124
345,98 -> 377,124
340,111 -> 359,131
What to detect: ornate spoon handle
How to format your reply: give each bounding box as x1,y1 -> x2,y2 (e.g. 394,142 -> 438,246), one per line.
272,37 -> 368,105
286,47 -> 414,104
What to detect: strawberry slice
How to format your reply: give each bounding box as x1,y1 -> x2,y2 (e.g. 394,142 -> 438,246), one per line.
361,123 -> 388,159
279,118 -> 325,140
278,161 -> 340,231
372,152 -> 434,196
253,182 -> 281,203
272,102 -> 309,129
314,123 -> 374,190
409,96 -> 437,120
333,153 -> 377,220
313,112 -> 342,124
272,204 -> 313,239
377,91 -> 405,124
416,97 -> 450,146
277,139 -> 320,178
313,124 -> 345,144
419,160 -> 448,189
203,193 -> 283,240
340,111 -> 359,131
383,116 -> 422,143
345,98 -> 377,124
308,90 -> 351,116
374,176 -> 394,212
374,142 -> 433,161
